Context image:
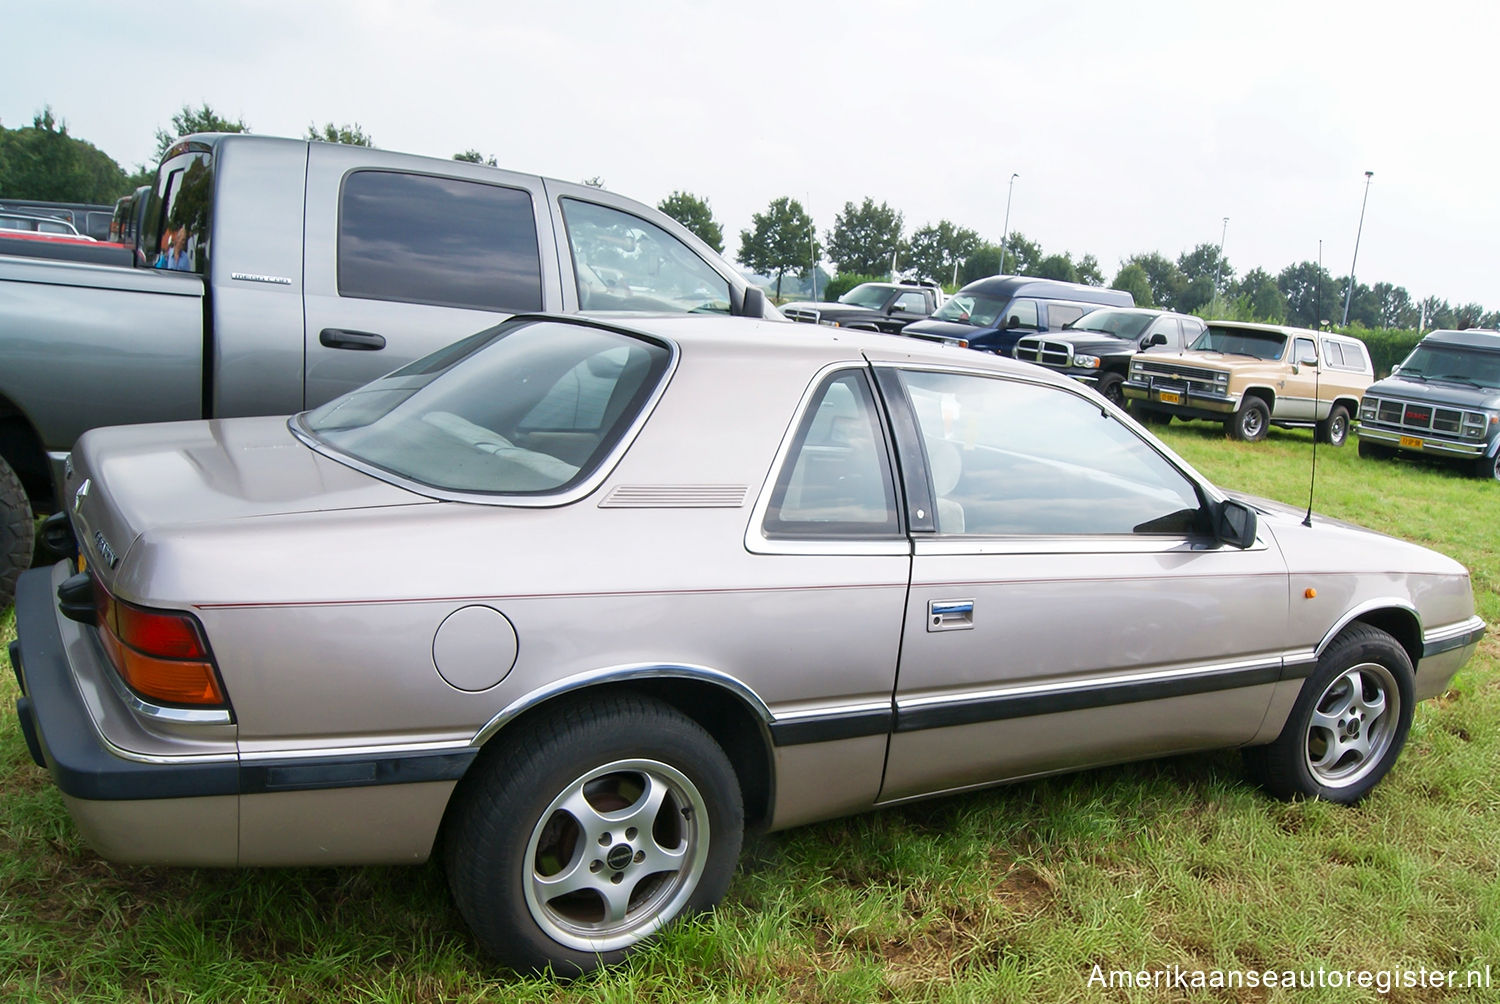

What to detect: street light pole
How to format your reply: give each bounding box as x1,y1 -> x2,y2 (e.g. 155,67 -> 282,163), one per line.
1214,216 -> 1229,304
999,173 -> 1019,275
1340,171 -> 1374,326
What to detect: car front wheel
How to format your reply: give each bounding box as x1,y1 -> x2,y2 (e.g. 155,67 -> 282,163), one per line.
445,693 -> 743,974
1243,624 -> 1414,804
1474,451 -> 1500,482
1227,397 -> 1270,442
0,455 -> 34,612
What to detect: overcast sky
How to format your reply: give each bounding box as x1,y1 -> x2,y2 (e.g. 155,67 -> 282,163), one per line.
6,0 -> 1496,309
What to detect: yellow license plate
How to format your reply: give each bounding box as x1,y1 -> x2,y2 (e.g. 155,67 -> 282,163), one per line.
1399,435 -> 1424,449
1157,390 -> 1181,405
76,553 -> 87,573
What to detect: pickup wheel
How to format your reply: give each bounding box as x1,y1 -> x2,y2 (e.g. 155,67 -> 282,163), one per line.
1095,373 -> 1125,408
445,693 -> 743,975
1475,451 -> 1500,482
1317,405 -> 1351,446
1227,396 -> 1270,442
0,455 -> 34,612
1242,624 -> 1414,804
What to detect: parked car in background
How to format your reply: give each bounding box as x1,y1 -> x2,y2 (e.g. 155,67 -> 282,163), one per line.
11,313 -> 1483,975
1013,307 -> 1205,407
1124,323 -> 1373,443
901,276 -> 1133,355
0,132 -> 777,611
0,200 -> 114,241
1356,328 -> 1500,481
780,280 -> 944,333
0,212 -> 92,239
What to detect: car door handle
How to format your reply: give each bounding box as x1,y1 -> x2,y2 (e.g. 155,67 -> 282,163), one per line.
319,328 -> 387,351
927,599 -> 975,632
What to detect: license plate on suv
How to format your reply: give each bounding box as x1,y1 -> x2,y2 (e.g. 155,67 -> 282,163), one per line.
1157,390 -> 1181,405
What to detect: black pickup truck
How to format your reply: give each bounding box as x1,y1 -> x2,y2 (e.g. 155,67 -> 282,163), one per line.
779,281 -> 944,333
1013,307 -> 1204,407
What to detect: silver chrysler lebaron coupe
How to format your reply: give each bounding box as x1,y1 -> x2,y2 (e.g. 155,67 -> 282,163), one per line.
9,314 -> 1485,973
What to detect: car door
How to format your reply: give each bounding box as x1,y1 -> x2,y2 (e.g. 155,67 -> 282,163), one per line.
871,364 -> 1291,802
885,290 -> 932,330
1281,335 -> 1322,421
301,144 -> 562,407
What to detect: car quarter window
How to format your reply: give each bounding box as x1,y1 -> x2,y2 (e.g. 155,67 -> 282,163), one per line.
1323,341 -> 1346,367
1047,303 -> 1087,329
338,171 -> 543,312
763,371 -> 901,538
560,199 -> 732,315
895,370 -> 1207,536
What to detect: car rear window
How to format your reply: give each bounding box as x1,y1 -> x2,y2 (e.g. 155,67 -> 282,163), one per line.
298,319 -> 672,497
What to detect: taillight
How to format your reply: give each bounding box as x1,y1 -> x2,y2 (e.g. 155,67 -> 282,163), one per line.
92,577 -> 227,707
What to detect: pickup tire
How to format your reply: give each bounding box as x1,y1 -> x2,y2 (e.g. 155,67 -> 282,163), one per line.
1,454 -> 34,612
1317,405 -> 1351,447
1227,396 -> 1270,442
1475,451 -> 1500,482
1096,373 -> 1125,408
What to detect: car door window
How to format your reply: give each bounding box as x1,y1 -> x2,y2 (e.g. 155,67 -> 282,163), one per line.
561,199 -> 731,315
338,171 -> 543,312
1145,317 -> 1180,350
1294,337 -> 1318,366
1002,299 -> 1039,330
763,371 -> 900,538
894,291 -> 927,313
897,371 -> 1206,536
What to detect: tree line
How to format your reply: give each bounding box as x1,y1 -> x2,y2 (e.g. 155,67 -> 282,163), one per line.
3,104 -> 1491,330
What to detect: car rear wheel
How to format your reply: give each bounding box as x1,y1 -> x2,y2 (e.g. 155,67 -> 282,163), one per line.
445,693 -> 742,975
1227,397 -> 1270,442
1474,451 -> 1500,482
1317,405 -> 1351,446
0,455 -> 34,612
1242,624 -> 1414,804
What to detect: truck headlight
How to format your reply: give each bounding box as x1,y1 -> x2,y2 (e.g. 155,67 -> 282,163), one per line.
1073,354 -> 1100,369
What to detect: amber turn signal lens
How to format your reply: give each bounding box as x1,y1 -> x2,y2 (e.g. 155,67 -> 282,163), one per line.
1305,588 -> 1318,599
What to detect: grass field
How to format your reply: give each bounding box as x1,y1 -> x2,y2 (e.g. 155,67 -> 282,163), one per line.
2,422 -> 1497,1003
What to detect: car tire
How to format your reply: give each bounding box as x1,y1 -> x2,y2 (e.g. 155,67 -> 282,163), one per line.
1242,624 -> 1414,804
1317,405 -> 1351,447
1473,451 -> 1500,482
1131,403 -> 1171,425
1,455 -> 34,612
1358,439 -> 1394,461
1096,374 -> 1125,408
1227,396 -> 1270,442
445,693 -> 743,975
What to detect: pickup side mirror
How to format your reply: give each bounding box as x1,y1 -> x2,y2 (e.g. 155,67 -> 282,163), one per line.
1212,498 -> 1258,549
738,285 -> 767,317
1144,333 -> 1168,348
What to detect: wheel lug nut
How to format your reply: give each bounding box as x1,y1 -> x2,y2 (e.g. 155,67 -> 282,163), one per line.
634,850 -> 645,863
611,874 -> 623,884
590,860 -> 602,872
626,827 -> 638,840
598,834 -> 611,846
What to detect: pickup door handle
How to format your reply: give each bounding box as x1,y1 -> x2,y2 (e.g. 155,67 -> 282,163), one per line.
927,598 -> 975,632
319,328 -> 387,351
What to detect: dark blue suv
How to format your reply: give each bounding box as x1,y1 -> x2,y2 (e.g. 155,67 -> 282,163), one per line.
901,276 -> 1133,355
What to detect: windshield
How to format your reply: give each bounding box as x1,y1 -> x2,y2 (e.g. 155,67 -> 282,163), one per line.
300,319 -> 672,496
1071,310 -> 1153,340
1190,326 -> 1287,360
1398,344 -> 1500,388
837,283 -> 893,308
932,293 -> 1008,327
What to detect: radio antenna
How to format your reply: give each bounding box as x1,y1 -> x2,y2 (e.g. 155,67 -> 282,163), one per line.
1304,240 -> 1323,527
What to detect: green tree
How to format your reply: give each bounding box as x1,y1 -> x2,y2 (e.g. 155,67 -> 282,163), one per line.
825,198 -> 904,278
1177,275 -> 1218,315
1417,296 -> 1454,330
1000,232 -> 1042,276
1034,253 -> 1079,283
1177,242 -> 1234,290
1077,253 -> 1105,286
453,150 -> 497,165
1111,263 -> 1154,306
1371,282 -> 1417,329
738,196 -> 819,299
1334,278 -> 1380,328
1276,261 -> 1336,328
958,242 -> 1003,285
657,191 -> 724,253
905,220 -> 979,284
0,108 -> 128,203
155,103 -> 249,159
308,122 -> 374,146
1236,267 -> 1288,323
1124,252 -> 1188,311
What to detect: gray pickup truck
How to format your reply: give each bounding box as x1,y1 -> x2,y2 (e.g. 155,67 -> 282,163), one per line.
0,133 -> 776,608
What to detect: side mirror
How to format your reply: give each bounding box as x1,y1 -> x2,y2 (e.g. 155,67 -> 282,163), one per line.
1298,347 -> 1318,366
739,285 -> 767,317
1213,498 -> 1258,549
1390,364 -> 1401,375
1145,333 -> 1167,348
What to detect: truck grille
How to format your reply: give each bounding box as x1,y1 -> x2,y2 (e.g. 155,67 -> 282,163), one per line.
782,307 -> 822,324
1131,359 -> 1226,395
1014,337 -> 1072,368
1362,394 -> 1483,438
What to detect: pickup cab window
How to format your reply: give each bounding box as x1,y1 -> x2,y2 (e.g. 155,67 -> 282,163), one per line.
145,148 -> 213,274
337,171 -> 543,313
561,199 -> 731,315
894,291 -> 928,313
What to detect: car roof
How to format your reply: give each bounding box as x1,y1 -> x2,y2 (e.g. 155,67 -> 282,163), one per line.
1422,328 -> 1500,349
563,313 -> 1080,386
958,275 -> 1134,303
